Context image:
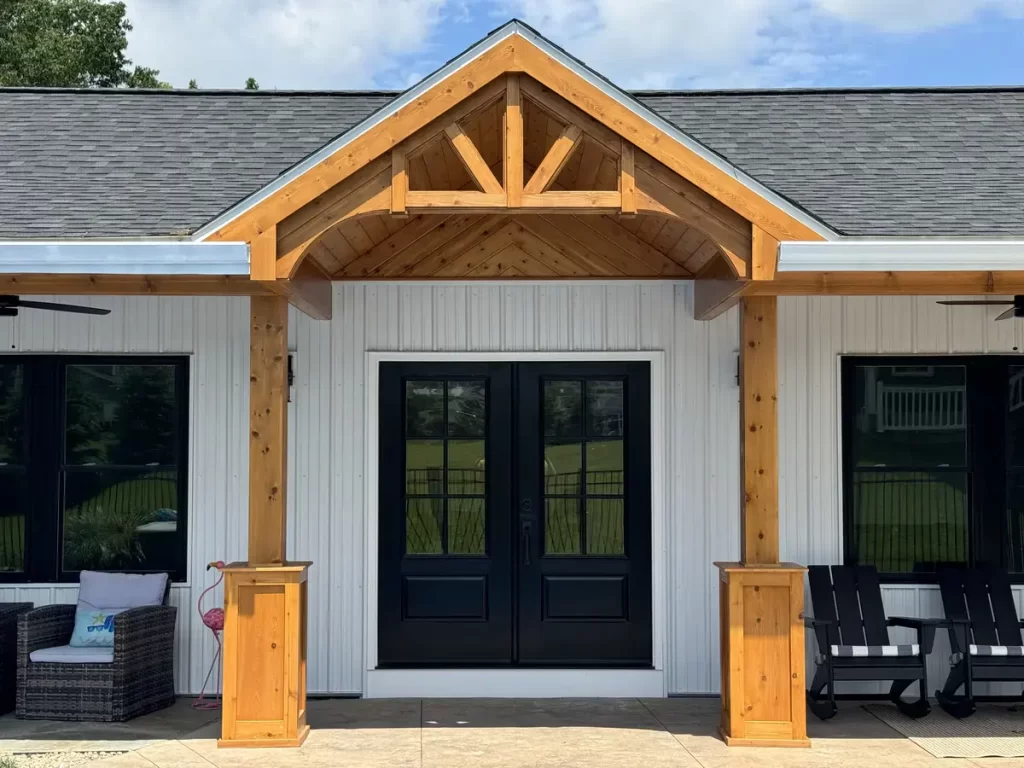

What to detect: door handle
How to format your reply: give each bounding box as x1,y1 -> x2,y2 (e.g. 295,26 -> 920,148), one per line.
521,520 -> 532,566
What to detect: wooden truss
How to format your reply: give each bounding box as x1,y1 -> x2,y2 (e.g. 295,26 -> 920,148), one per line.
259,74 -> 758,291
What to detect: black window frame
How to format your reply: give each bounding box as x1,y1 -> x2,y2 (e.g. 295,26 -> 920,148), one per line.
841,355 -> 1023,583
0,355 -> 189,584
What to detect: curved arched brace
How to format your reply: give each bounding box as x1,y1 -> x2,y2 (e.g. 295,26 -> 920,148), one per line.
635,165 -> 752,278
275,161 -> 392,279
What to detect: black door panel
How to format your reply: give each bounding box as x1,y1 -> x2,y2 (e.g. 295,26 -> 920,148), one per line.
378,361 -> 652,667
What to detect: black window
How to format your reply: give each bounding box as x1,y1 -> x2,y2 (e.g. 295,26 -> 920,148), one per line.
0,356 -> 188,582
842,356 -> 1024,581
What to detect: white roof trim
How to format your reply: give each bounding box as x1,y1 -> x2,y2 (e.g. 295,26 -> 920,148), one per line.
779,240 -> 1024,272
191,20 -> 839,243
0,241 -> 249,275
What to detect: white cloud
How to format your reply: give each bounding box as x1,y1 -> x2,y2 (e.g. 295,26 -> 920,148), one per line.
816,0 -> 1024,32
506,0 -> 1024,87
123,0 -> 450,89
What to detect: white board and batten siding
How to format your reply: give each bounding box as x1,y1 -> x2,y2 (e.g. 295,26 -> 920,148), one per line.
5,289 -> 1013,697
0,284 -> 741,696
780,294 -> 1024,695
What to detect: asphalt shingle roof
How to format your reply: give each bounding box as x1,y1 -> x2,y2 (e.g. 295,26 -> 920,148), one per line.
1,86 -> 1023,238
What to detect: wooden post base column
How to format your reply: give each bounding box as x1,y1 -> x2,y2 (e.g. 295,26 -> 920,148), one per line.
715,563 -> 809,748
219,562 -> 311,749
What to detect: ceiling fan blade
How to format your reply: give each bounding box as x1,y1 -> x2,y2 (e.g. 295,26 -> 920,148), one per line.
15,300 -> 110,316
936,300 -> 1014,306
996,307 -> 1018,321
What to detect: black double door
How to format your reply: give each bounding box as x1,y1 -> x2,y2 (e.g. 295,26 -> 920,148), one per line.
377,361 -> 652,667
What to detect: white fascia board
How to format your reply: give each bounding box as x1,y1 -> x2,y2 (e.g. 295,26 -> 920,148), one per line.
0,241 -> 250,275
191,20 -> 839,243
779,240 -> 1024,272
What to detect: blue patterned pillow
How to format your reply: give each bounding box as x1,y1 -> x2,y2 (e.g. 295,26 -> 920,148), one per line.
69,606 -> 127,648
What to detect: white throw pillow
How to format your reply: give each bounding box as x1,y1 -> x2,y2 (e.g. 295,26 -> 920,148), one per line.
78,571 -> 168,610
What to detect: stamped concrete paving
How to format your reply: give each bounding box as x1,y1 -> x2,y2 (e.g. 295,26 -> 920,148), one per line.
1,698 -> 1020,768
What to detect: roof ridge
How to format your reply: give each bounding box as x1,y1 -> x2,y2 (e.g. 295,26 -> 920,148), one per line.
634,85 -> 1024,96
0,87 -> 404,96
4,85 -> 1024,97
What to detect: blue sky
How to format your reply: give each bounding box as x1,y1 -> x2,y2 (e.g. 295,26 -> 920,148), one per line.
123,1 -> 1024,91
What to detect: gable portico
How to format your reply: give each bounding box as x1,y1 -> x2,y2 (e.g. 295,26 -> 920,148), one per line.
2,18 -> 1024,753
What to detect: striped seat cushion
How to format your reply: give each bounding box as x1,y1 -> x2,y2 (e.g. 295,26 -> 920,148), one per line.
830,644 -> 920,658
816,644 -> 920,664
970,644 -> 1024,656
950,645 -> 1024,664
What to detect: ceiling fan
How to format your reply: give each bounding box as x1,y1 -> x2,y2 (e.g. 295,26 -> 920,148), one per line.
0,296 -> 110,317
938,295 -> 1024,321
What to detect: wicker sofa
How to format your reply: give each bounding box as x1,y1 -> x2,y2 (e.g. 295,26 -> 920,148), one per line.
1,602 -> 33,715
16,572 -> 177,722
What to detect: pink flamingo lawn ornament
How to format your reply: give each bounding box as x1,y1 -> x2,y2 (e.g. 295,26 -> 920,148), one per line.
192,561 -> 226,711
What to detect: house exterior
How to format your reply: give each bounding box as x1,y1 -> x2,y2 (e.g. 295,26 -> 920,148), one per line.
2,19 -> 1024,748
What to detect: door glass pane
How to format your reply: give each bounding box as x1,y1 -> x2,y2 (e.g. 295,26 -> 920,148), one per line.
406,440 -> 443,495
406,381 -> 444,438
587,380 -> 624,437
586,440 -> 623,495
544,442 -> 581,495
62,469 -> 179,572
849,469 -> 968,573
545,498 -> 581,554
65,364 -> 178,465
587,498 -> 624,555
0,471 -> 26,573
848,364 -> 966,468
448,498 -> 485,554
448,381 -> 485,437
406,498 -> 443,555
544,381 -> 582,438
447,440 -> 485,495
0,364 -> 24,463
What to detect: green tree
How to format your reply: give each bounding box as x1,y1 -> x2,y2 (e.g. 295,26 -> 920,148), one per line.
0,0 -> 168,88
188,78 -> 197,89
245,76 -> 259,90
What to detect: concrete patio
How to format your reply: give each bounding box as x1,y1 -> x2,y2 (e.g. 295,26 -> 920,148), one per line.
1,697 -> 1021,768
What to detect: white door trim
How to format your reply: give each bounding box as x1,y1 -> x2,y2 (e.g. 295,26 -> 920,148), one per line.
363,351 -> 667,698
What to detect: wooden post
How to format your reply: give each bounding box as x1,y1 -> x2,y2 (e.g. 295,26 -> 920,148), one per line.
249,294 -> 288,565
218,294 -> 310,748
504,74 -> 523,208
219,562 -> 310,748
716,294 -> 808,748
740,295 -> 778,565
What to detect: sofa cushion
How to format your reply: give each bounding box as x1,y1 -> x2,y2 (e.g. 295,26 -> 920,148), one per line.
29,644 -> 114,664
78,571 -> 167,610
69,607 -> 128,648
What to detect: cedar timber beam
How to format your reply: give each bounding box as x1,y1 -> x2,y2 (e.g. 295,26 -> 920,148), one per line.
248,294 -> 289,565
504,74 -> 524,207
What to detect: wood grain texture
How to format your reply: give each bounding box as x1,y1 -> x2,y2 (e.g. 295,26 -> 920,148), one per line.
524,123 -> 583,194
620,140 -> 636,215
0,275 -> 274,296
219,565 -> 311,749
513,40 -> 826,243
249,295 -> 289,565
740,295 -> 778,566
444,121 -> 504,194
715,565 -> 810,749
505,74 -> 524,207
207,40 -> 515,242
391,148 -> 407,216
751,225 -> 779,281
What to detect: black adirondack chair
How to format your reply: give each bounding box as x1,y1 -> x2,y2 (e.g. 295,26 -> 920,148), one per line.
935,566 -> 1024,718
806,565 -> 939,720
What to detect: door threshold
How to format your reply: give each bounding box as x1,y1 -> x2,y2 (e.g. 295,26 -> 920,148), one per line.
365,668 -> 665,698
